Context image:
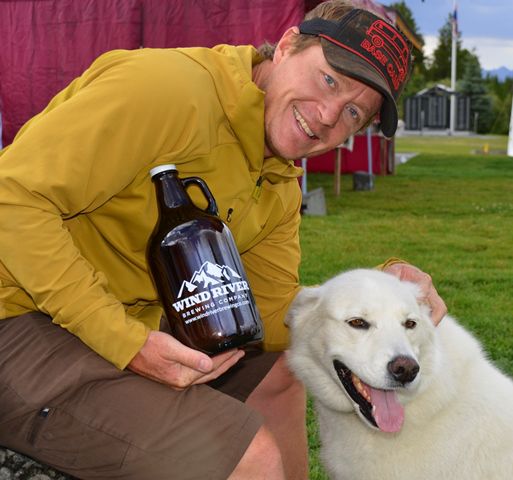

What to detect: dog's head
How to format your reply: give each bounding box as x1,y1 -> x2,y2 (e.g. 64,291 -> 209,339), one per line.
286,269 -> 439,433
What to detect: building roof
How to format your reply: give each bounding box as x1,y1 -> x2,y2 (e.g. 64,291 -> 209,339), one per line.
416,84 -> 455,96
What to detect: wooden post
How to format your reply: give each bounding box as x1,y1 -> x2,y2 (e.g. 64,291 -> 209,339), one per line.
334,147 -> 342,196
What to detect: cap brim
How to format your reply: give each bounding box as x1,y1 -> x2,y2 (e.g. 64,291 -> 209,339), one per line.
321,38 -> 398,137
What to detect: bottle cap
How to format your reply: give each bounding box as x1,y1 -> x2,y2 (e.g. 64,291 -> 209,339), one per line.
149,164 -> 177,177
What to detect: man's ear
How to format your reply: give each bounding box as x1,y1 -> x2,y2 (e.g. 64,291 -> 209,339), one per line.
273,26 -> 300,64
285,285 -> 321,327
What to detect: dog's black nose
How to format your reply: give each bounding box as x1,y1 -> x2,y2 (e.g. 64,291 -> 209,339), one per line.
387,356 -> 420,384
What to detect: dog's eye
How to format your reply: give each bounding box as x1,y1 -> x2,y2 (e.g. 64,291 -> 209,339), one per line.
404,319 -> 417,329
346,318 -> 370,330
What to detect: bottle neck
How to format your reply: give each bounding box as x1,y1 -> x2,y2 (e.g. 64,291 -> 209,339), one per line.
153,171 -> 192,211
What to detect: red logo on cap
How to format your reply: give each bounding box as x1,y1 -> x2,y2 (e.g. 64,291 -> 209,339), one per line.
360,20 -> 409,93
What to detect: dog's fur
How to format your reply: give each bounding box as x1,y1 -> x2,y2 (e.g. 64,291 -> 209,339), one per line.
287,269 -> 513,480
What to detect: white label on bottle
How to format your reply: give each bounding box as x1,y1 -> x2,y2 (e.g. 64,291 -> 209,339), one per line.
172,261 -> 250,324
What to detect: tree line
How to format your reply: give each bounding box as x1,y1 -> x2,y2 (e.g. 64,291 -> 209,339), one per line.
392,1 -> 512,134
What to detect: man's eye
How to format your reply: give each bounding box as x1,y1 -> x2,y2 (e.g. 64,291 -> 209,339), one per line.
324,74 -> 336,88
346,105 -> 359,120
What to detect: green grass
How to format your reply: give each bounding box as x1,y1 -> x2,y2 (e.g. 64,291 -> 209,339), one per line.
395,133 -> 508,155
301,134 -> 513,479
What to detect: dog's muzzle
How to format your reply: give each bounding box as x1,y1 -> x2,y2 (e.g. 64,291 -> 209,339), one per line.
333,357 -> 419,433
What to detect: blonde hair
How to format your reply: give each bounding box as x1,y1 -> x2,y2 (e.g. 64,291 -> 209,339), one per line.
257,0 -> 354,59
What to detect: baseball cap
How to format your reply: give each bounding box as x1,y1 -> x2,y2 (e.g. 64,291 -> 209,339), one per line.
299,8 -> 412,137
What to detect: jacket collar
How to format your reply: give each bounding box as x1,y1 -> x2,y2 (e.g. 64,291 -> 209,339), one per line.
216,45 -> 303,183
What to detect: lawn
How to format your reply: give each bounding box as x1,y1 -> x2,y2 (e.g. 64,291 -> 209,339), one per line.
395,133 -> 508,155
300,134 -> 513,479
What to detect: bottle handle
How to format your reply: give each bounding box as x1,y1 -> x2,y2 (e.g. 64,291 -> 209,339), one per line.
181,177 -> 219,217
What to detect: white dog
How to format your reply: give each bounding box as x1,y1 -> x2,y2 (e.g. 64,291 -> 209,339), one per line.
286,269 -> 513,480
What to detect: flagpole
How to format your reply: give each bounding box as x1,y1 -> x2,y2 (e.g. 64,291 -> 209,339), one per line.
449,1 -> 457,134
508,96 -> 513,157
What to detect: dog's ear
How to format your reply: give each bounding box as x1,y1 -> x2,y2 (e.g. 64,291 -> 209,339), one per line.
285,285 -> 321,327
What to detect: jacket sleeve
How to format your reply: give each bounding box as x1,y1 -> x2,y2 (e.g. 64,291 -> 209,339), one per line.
0,50 -> 213,368
241,182 -> 302,352
377,257 -> 409,270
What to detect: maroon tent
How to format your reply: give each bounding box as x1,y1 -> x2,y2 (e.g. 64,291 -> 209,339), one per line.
0,0 -> 304,146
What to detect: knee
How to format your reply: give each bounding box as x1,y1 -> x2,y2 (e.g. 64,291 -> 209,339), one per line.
249,426 -> 284,471
228,425 -> 285,480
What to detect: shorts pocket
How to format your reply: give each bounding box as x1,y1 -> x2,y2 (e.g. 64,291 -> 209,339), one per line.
0,383 -> 29,423
0,383 -> 31,446
27,406 -> 129,472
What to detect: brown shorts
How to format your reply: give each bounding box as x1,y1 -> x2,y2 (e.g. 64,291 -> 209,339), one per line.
0,312 -> 281,479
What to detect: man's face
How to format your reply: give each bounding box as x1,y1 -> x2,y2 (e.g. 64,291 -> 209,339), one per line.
261,38 -> 383,160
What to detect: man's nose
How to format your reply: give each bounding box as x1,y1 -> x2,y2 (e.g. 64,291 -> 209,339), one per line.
319,101 -> 342,127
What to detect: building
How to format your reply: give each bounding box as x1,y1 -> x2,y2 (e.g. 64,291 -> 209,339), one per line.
404,84 -> 471,132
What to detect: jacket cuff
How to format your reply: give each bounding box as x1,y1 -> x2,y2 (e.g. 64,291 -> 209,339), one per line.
70,310 -> 150,370
376,257 -> 409,271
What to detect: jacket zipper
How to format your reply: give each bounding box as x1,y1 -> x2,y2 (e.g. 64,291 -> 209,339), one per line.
226,176 -> 263,226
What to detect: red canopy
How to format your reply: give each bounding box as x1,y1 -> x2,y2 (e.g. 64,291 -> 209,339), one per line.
0,0 -> 304,147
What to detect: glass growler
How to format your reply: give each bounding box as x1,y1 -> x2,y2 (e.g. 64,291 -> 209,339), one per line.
147,164 -> 263,355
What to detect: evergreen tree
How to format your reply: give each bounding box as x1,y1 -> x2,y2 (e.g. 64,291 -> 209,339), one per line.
459,55 -> 493,133
428,16 -> 456,81
485,76 -> 513,134
427,15 -> 474,83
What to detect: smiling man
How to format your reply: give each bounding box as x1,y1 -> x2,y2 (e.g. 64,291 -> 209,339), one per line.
255,5 -> 412,160
0,1 -> 443,480
256,41 -> 383,159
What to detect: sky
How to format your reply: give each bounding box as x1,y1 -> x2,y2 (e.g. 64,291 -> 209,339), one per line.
384,0 -> 513,71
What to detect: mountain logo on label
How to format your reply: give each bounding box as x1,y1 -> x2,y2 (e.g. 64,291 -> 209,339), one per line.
177,261 -> 242,298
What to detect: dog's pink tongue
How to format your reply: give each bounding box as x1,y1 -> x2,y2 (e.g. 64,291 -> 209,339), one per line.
369,387 -> 404,433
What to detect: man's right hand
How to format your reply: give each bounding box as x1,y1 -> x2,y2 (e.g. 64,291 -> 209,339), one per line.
127,330 -> 245,390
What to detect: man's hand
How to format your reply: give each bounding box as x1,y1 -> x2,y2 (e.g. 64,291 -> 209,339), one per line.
127,330 -> 245,389
384,263 -> 447,326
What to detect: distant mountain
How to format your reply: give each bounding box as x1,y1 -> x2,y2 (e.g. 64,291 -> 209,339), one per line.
483,66 -> 513,81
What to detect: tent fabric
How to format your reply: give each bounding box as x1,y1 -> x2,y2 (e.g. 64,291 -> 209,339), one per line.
0,0 -> 142,146
142,0 -> 304,48
0,0 -> 304,147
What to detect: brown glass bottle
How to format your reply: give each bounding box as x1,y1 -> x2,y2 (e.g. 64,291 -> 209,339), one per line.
147,164 -> 263,355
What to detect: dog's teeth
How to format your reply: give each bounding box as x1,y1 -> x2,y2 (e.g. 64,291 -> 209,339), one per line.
351,372 -> 372,402
352,374 -> 364,393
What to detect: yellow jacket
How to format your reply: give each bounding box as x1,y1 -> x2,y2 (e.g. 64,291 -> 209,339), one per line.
0,46 -> 303,369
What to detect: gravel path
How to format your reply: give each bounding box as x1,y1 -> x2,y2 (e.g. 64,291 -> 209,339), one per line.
0,449 -> 72,480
